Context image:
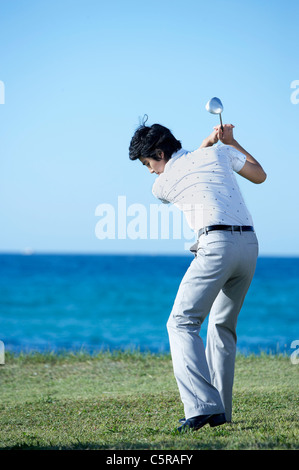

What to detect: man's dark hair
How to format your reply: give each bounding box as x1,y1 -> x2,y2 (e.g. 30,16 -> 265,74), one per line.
129,117 -> 182,162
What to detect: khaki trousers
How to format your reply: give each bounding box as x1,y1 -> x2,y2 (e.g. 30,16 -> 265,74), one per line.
167,230 -> 258,421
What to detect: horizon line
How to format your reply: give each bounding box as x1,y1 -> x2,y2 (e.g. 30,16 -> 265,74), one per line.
0,251 -> 298,258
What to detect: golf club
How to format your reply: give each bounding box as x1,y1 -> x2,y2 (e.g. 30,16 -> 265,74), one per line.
205,97 -> 224,131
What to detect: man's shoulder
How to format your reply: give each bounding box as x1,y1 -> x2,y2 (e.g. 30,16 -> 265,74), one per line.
191,144 -> 228,154
152,174 -> 165,195
152,176 -> 170,204
177,145 -> 222,165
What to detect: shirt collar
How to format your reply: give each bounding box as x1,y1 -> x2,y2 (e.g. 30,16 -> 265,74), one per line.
164,148 -> 188,173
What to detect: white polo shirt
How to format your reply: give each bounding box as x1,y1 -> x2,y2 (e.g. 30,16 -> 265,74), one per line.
152,144 -> 254,232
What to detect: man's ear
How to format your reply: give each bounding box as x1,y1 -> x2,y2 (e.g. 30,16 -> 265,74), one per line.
155,149 -> 165,160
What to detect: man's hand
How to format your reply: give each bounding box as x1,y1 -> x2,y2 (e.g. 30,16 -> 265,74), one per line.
214,124 -> 235,145
200,124 -> 236,149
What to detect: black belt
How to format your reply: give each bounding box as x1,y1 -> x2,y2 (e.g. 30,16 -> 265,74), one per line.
198,225 -> 254,238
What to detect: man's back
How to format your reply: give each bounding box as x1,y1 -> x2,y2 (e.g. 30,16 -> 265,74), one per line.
152,144 -> 253,232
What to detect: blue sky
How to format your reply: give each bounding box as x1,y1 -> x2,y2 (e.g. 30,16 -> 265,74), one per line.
0,0 -> 298,255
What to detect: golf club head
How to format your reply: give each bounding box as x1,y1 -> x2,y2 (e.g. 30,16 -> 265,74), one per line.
205,97 -> 223,115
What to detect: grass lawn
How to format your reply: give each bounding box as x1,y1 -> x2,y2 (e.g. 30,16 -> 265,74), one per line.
0,350 -> 298,450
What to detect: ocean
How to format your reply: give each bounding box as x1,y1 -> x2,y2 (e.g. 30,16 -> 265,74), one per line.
0,254 -> 298,355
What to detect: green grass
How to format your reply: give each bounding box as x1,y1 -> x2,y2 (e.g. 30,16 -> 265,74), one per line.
0,350 -> 298,450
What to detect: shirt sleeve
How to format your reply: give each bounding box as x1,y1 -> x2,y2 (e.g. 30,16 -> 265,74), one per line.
225,146 -> 246,172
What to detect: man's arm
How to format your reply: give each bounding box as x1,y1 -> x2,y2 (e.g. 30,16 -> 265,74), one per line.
216,125 -> 267,184
199,129 -> 218,148
230,140 -> 267,184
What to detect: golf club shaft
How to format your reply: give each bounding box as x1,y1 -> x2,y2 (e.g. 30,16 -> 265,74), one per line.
219,114 -> 224,132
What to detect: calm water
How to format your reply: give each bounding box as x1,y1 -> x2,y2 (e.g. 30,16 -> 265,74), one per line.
0,254 -> 298,355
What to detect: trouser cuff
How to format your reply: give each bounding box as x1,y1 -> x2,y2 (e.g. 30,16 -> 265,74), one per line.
185,404 -> 225,420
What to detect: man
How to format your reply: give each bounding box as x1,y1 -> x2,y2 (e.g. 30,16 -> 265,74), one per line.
129,119 -> 266,432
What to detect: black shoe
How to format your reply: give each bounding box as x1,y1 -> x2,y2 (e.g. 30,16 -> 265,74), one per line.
177,414 -> 212,433
177,413 -> 226,432
209,413 -> 227,427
